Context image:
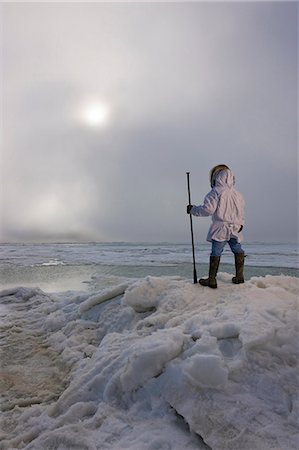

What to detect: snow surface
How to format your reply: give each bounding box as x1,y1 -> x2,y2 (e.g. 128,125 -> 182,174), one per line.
0,273 -> 298,450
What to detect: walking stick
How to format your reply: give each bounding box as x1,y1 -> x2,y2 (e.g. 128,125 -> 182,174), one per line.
186,172 -> 198,284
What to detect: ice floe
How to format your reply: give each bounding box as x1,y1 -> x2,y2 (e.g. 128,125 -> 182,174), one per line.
0,273 -> 298,449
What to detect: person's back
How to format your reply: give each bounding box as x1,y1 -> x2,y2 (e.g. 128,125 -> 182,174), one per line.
209,168 -> 245,243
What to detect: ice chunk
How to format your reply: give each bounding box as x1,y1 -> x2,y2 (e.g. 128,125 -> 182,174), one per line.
119,329 -> 185,392
183,354 -> 228,389
123,276 -> 181,312
209,322 -> 240,339
79,283 -> 128,313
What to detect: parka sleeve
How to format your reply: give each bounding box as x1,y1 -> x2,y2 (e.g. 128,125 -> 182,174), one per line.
191,190 -> 219,217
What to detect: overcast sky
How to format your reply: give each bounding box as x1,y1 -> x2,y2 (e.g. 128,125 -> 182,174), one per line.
1,1 -> 298,243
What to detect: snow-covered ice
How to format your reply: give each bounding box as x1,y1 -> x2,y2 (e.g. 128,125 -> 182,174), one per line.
0,273 -> 298,450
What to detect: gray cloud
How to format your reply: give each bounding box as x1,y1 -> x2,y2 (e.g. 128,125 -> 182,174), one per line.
1,2 -> 298,243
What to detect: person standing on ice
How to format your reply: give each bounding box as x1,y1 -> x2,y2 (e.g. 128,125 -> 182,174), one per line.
187,164 -> 245,289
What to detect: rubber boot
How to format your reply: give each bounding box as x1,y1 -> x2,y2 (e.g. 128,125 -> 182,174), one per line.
232,253 -> 245,284
199,256 -> 221,289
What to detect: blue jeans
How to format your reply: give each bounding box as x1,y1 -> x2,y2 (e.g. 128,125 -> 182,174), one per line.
211,238 -> 244,257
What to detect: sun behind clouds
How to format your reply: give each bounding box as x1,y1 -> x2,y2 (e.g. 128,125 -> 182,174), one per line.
80,101 -> 110,127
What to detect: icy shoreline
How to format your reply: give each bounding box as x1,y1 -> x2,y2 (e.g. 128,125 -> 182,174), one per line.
1,274 -> 298,449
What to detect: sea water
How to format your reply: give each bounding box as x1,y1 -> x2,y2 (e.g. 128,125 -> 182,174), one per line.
0,242 -> 298,292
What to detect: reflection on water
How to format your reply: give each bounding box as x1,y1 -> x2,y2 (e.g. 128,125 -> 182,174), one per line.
1,262 -> 298,293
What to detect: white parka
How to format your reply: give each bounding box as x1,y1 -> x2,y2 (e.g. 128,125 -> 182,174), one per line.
191,169 -> 245,243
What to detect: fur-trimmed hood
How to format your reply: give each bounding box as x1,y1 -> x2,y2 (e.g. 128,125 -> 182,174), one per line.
214,169 -> 235,189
